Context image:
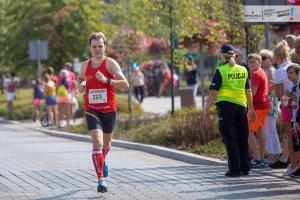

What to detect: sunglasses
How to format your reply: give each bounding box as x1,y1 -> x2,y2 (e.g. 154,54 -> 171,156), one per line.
261,56 -> 271,60
248,60 -> 258,64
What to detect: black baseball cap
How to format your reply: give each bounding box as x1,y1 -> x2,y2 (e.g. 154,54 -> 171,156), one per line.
220,43 -> 235,54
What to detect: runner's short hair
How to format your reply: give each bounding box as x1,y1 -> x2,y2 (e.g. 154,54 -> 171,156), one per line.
89,32 -> 107,46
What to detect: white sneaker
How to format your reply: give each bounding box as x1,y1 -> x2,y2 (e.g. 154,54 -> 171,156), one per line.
35,121 -> 41,128
283,165 -> 297,176
57,122 -> 66,128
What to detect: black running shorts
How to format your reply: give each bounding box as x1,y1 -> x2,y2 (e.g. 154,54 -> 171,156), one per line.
85,110 -> 116,133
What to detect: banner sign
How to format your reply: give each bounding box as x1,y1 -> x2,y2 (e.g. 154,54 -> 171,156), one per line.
244,5 -> 300,22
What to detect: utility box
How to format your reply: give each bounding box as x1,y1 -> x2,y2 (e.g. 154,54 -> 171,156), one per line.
180,87 -> 195,108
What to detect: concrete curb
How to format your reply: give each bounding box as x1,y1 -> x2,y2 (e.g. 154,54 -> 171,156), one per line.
2,118 -> 226,166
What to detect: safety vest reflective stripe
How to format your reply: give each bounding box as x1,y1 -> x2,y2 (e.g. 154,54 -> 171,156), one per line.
218,88 -> 246,100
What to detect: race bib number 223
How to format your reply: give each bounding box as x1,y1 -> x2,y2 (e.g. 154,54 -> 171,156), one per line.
89,89 -> 107,104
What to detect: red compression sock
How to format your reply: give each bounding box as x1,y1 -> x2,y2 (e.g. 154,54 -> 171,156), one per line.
92,150 -> 104,179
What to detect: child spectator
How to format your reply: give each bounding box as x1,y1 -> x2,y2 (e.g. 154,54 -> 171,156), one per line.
32,79 -> 44,122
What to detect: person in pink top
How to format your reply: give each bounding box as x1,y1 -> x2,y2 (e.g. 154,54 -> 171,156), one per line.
247,54 -> 270,168
6,72 -> 17,110
64,62 -> 78,124
272,40 -> 294,174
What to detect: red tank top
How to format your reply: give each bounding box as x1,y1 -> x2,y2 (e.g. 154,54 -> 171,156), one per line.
84,58 -> 116,112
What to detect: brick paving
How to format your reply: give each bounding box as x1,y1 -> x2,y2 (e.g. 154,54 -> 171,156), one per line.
0,121 -> 300,200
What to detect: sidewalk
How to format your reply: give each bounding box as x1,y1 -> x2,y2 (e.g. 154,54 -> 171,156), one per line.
1,120 -> 300,199
140,96 -> 204,114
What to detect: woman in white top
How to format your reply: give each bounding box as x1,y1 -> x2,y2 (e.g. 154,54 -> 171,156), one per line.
260,49 -> 281,164
272,40 -> 296,175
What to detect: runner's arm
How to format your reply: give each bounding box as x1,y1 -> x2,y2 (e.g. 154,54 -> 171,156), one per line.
107,58 -> 129,90
77,61 -> 87,93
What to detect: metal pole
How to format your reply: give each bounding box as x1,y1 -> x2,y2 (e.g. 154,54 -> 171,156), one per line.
264,0 -> 270,49
169,0 -> 175,115
245,25 -> 250,57
199,45 -> 205,107
125,0 -> 132,114
37,40 -> 41,79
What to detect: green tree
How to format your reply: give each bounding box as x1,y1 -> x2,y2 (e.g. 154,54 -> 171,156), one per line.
102,1 -> 255,60
1,0 -> 107,75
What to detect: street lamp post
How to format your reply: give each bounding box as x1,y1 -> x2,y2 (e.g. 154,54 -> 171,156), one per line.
169,0 -> 175,115
125,0 -> 132,114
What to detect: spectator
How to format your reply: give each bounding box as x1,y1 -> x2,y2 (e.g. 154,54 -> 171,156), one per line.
290,36 -> 300,65
64,62 -> 78,124
131,65 -> 145,103
271,40 -> 293,174
247,54 -> 270,168
159,69 -> 172,96
184,56 -> 198,106
32,79 -> 44,122
6,72 -> 16,110
234,49 -> 251,80
260,49 -> 281,164
44,74 -> 58,126
57,69 -> 70,127
47,66 -> 58,84
286,63 -> 300,176
285,34 -> 296,50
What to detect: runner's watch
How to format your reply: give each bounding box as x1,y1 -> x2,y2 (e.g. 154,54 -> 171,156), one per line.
106,78 -> 111,84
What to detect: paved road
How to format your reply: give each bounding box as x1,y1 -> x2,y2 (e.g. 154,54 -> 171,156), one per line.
1,122 -> 300,200
140,96 -> 204,114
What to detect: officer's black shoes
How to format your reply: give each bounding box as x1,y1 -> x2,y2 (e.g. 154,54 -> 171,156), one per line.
225,171 -> 241,177
242,171 -> 249,176
225,170 -> 249,177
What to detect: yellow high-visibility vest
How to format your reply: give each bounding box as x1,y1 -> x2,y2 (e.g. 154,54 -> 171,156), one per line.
215,63 -> 248,107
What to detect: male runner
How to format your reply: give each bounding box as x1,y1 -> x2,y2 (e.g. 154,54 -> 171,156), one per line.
77,32 -> 129,193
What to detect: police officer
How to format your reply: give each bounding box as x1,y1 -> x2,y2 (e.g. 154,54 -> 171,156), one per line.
204,44 -> 255,177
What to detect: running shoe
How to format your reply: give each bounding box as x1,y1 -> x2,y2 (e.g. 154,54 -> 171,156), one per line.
103,161 -> 108,178
97,180 -> 108,193
283,165 -> 298,176
268,159 -> 290,169
250,159 -> 267,168
290,166 -> 300,177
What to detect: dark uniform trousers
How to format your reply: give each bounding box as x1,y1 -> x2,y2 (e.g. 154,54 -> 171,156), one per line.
217,101 -> 251,174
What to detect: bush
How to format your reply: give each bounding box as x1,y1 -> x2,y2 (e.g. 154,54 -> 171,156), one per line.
130,118 -> 175,146
186,138 -> 226,160
124,109 -> 219,148
171,108 -> 219,147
